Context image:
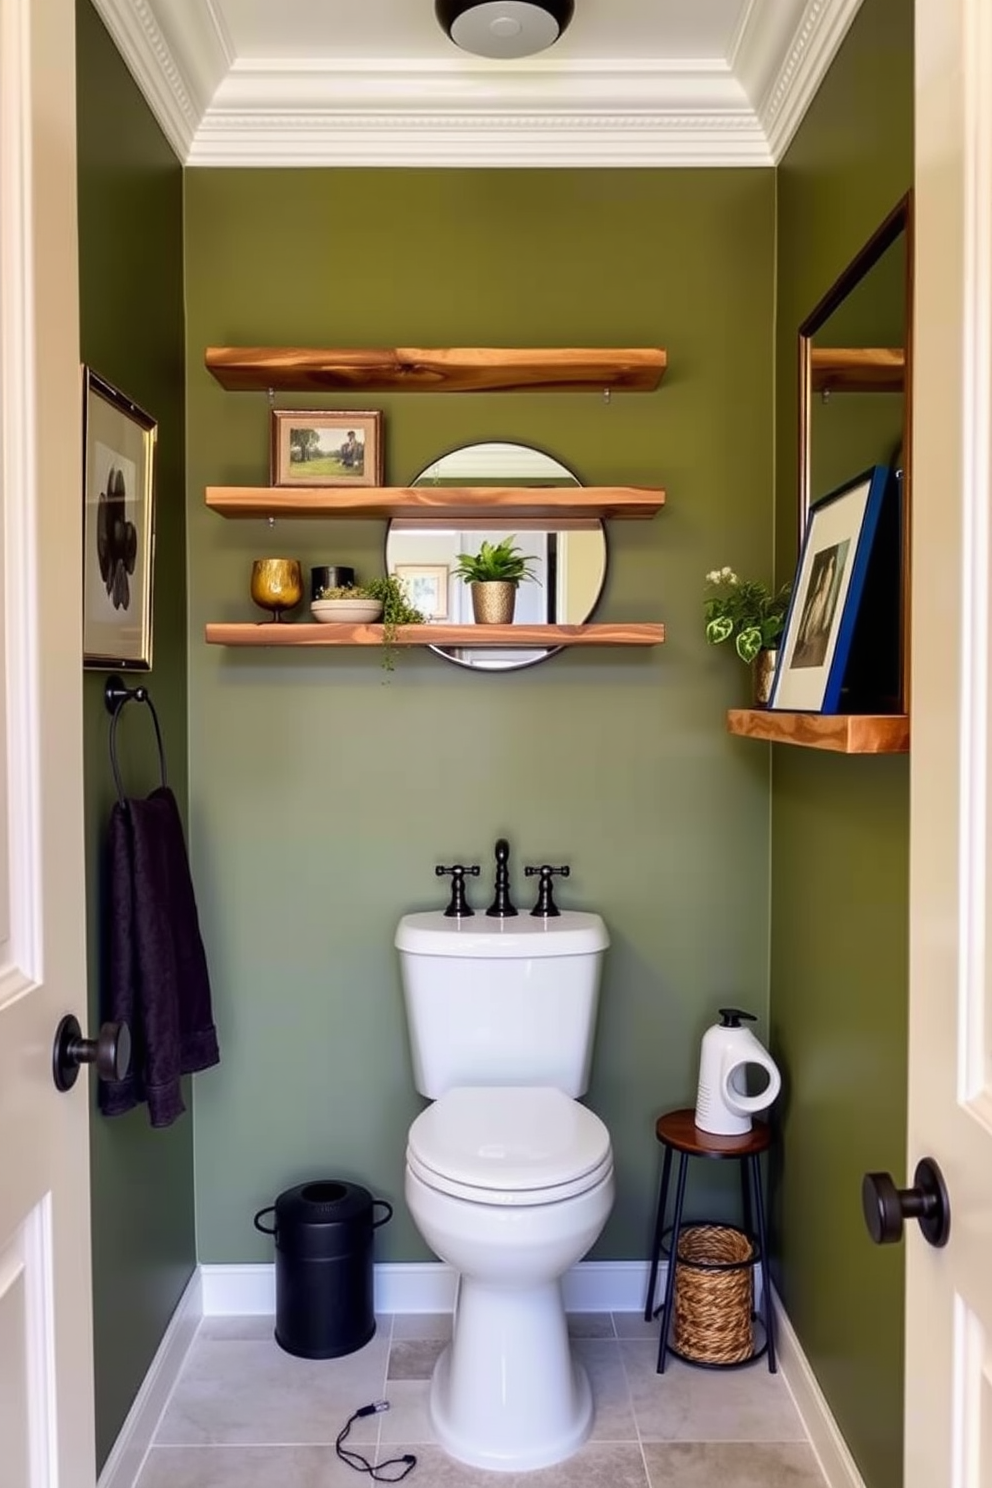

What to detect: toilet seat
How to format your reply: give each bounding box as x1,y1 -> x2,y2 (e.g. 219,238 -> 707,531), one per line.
407,1086 -> 612,1207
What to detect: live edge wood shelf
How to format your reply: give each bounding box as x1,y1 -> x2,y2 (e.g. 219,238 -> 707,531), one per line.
205,343 -> 667,654
206,623 -> 663,649
205,486 -> 665,522
726,709 -> 909,754
810,347 -> 905,395
204,346 -> 667,394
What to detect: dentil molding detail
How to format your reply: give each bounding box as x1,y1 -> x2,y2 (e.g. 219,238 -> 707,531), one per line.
89,0 -> 867,169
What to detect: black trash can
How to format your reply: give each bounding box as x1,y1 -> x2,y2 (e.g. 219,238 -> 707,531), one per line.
254,1180 -> 393,1359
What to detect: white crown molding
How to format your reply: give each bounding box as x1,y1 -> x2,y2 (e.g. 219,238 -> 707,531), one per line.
186,58 -> 770,167
88,0 -> 199,161
87,0 -> 867,169
188,109 -> 772,169
760,0 -> 866,162
734,0 -> 810,113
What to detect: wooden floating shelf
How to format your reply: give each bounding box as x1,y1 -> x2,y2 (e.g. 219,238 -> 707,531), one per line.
205,485 -> 665,521
206,623 -> 665,649
811,347 -> 905,394
726,709 -> 909,755
204,346 -> 667,395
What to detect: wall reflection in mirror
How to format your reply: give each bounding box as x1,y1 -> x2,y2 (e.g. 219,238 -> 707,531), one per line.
804,229 -> 906,523
798,194 -> 911,712
385,442 -> 607,671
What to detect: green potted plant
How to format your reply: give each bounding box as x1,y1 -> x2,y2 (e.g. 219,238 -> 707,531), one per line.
314,575 -> 424,671
452,536 -> 540,625
704,566 -> 792,705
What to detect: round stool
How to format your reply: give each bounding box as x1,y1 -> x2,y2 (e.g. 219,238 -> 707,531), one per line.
644,1109 -> 775,1375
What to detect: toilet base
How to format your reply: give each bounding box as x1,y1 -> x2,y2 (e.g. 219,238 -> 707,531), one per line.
428,1277 -> 593,1472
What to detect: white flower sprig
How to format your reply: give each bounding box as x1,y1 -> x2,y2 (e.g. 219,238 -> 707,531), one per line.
704,567 -> 791,664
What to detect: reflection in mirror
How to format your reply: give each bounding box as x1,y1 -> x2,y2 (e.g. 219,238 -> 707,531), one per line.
798,194 -> 912,711
386,442 -> 607,671
807,233 -> 906,515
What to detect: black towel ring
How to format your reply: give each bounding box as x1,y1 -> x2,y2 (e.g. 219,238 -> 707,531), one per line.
105,675 -> 168,805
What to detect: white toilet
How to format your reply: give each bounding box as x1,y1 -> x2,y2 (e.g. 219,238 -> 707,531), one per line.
395,910 -> 614,1473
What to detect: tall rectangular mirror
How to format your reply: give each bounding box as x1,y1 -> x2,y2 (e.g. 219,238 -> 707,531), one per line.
798,194 -> 912,714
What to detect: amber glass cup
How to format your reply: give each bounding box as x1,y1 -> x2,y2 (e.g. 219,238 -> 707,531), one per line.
250,558 -> 303,622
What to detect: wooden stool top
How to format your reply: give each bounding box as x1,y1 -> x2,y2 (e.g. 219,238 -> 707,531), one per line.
655,1108 -> 771,1158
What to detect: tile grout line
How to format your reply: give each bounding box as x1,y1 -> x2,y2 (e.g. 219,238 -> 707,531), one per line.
613,1324 -> 654,1488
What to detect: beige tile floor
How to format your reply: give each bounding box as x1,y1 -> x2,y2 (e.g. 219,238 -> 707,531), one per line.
136,1313 -> 828,1488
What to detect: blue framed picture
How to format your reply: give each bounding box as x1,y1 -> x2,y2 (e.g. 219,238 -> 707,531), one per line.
769,465 -> 890,713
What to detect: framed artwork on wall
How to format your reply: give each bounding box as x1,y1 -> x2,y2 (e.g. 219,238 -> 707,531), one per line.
270,410 -> 383,488
82,368 -> 157,671
394,564 -> 450,620
769,465 -> 890,713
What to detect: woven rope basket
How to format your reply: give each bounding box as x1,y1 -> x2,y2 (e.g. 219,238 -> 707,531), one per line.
672,1224 -> 756,1365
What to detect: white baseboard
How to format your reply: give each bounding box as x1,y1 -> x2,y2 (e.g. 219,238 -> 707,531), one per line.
97,1268 -> 202,1488
774,1293 -> 867,1488
199,1259 -> 659,1317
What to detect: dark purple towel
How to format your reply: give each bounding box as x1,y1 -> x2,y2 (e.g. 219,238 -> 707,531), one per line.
99,786 -> 219,1127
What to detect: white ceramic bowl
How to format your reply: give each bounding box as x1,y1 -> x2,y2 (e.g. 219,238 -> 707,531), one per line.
311,598 -> 383,624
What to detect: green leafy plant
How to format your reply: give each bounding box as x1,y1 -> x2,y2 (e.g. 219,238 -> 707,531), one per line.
704,566 -> 791,664
452,536 -> 540,587
316,575 -> 424,672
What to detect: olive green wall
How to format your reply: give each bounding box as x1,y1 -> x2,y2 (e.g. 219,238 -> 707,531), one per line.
184,168 -> 776,1262
770,3 -> 913,1486
76,1 -> 194,1470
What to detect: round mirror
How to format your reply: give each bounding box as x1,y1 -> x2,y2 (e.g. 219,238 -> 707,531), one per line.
386,441 -> 608,671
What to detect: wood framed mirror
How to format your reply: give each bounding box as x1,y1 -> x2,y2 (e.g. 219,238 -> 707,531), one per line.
798,193 -> 913,714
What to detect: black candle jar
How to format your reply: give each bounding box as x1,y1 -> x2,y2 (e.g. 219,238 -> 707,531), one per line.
310,565 -> 356,601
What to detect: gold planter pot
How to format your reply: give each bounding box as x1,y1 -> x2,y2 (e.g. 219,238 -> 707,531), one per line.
471,581 -> 516,625
751,647 -> 780,707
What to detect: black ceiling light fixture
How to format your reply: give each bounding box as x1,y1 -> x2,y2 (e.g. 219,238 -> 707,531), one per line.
435,0 -> 575,59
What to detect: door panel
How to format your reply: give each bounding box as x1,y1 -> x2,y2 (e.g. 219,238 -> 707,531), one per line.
907,0 -> 992,1481
0,0 -> 94,1483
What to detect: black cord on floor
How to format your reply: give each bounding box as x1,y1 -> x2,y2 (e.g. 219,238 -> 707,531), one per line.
336,1401 -> 417,1482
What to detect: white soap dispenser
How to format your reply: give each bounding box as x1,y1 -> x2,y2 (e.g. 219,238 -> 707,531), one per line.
694,1008 -> 782,1137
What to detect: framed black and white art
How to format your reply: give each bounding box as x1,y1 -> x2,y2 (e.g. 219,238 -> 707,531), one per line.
82,368 -> 157,670
769,465 -> 890,713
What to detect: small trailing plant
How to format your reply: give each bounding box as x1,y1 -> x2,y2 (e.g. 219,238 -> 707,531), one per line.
452,536 -> 540,587
704,566 -> 791,664
316,575 -> 424,672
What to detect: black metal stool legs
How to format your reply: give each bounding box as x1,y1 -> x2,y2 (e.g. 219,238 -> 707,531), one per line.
749,1152 -> 777,1373
740,1158 -> 754,1241
644,1143 -> 673,1321
655,1152 -> 689,1374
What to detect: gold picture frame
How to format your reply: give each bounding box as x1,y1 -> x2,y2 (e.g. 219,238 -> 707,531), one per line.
271,409 -> 383,488
82,368 -> 157,670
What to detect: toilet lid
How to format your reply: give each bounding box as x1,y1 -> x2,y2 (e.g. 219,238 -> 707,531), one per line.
407,1087 -> 612,1204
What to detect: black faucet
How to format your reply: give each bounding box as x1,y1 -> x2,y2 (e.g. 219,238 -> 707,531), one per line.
486,838 -> 518,918
525,864 -> 570,917
436,863 -> 480,917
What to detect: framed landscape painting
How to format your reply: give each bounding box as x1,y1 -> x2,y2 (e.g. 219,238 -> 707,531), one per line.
271,410 -> 383,488
82,368 -> 157,670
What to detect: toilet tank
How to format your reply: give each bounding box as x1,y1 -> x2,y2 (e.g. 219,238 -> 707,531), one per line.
395,910 -> 609,1098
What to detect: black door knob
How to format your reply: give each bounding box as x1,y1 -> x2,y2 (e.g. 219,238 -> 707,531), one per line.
862,1157 -> 951,1248
52,1014 -> 131,1092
